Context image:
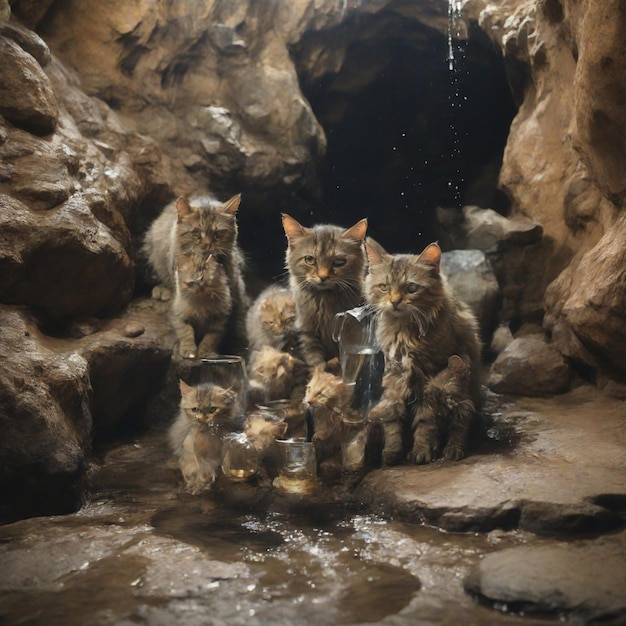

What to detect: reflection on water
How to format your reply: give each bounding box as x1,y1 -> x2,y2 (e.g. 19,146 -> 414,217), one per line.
0,432 -> 555,626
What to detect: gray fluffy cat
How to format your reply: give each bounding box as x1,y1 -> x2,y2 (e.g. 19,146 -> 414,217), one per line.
282,214 -> 368,369
143,194 -> 249,353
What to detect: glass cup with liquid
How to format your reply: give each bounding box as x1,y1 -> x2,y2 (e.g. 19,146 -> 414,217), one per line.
220,432 -> 259,481
273,438 -> 317,494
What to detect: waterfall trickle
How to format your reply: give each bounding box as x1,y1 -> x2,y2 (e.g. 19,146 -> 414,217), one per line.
447,0 -> 469,207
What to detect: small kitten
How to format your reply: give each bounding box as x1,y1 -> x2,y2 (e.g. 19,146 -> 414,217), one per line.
247,346 -> 309,405
169,380 -> 237,494
143,193 -> 249,351
303,366 -> 356,481
365,241 -> 482,465
172,253 -> 232,359
282,214 -> 368,369
246,284 -> 298,354
408,354 -> 475,464
243,413 -> 289,479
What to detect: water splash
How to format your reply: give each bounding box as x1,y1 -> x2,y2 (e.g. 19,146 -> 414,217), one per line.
447,0 -> 469,207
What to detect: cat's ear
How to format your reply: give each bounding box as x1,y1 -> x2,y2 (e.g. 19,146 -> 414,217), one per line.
176,197 -> 192,223
179,379 -> 193,396
221,194 -> 241,215
419,242 -> 442,274
282,214 -> 307,241
365,241 -> 386,267
342,218 -> 368,242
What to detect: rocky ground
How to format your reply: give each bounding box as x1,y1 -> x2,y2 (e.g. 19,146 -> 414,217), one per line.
0,385 -> 624,625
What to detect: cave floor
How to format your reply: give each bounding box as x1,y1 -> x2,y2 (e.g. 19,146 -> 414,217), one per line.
0,386 -> 625,625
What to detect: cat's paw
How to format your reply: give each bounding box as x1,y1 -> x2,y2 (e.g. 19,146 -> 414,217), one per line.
178,342 -> 198,359
441,444 -> 465,462
382,447 -> 403,466
151,285 -> 172,301
408,445 -> 436,465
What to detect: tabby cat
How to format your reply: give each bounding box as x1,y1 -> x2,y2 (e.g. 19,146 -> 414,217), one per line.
365,241 -> 482,464
243,412 -> 289,480
247,345 -> 308,405
409,354 -> 475,463
282,214 -> 368,369
168,380 -> 237,494
246,284 -> 298,354
171,253 -> 232,359
143,193 -> 249,352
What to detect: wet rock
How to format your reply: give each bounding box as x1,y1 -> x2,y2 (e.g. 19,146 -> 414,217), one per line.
437,205 -> 543,253
0,298 -> 173,521
0,21 -> 51,66
0,305 -> 92,523
0,194 -> 133,318
545,210 -> 626,382
442,249 -> 500,346
490,323 -> 514,354
124,322 -> 145,338
487,336 -> 572,396
464,530 -> 626,623
0,36 -> 57,135
357,387 -> 626,534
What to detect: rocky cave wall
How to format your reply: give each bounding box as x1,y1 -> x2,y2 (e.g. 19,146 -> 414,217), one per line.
1,0 -> 625,520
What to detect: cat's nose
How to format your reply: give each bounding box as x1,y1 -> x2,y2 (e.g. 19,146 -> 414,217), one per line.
318,267 -> 330,281
390,292 -> 402,308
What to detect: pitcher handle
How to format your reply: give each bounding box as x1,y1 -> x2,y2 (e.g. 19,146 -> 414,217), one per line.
332,311 -> 346,343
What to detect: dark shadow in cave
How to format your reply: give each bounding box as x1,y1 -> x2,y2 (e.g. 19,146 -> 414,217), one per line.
290,10 -> 518,256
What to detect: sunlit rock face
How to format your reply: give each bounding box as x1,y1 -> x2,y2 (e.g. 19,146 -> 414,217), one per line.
471,0 -> 626,383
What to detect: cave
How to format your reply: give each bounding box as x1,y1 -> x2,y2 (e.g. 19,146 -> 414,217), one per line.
237,8 -> 518,281
290,10 -> 517,254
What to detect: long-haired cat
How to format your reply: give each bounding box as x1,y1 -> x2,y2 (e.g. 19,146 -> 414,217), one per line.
171,253 -> 232,359
409,354 -> 475,463
243,412 -> 289,480
143,193 -> 249,351
247,346 -> 309,405
169,380 -> 237,494
246,284 -> 298,354
282,214 -> 368,369
365,241 -> 482,464
303,366 -> 357,482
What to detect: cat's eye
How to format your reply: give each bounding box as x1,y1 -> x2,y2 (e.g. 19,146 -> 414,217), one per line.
303,255 -> 315,265
208,407 -> 217,413
214,230 -> 226,241
378,283 -> 389,292
191,407 -> 199,413
406,282 -> 420,293
191,229 -> 201,239
333,257 -> 347,267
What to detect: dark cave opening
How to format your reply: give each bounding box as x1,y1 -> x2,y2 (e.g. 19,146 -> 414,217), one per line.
291,12 -> 518,256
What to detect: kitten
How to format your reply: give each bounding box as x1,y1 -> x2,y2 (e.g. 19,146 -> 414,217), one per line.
172,253 -> 232,359
365,241 -> 482,465
168,380 -> 237,494
409,354 -> 475,463
246,284 -> 298,354
303,366 -> 356,482
243,413 -> 289,479
282,214 -> 368,369
247,346 -> 309,405
143,193 -> 249,351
